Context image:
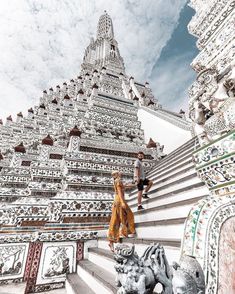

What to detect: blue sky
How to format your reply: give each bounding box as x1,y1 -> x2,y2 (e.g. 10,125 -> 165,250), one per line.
0,0 -> 197,119
150,4 -> 198,112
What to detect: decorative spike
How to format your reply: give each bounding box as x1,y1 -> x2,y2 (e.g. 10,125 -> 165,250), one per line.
42,135 -> 53,146
14,142 -> 26,153
64,94 -> 70,100
78,89 -> 84,95
69,125 -> 81,137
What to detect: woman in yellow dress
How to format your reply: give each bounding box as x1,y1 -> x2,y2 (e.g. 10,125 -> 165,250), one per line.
108,170 -> 136,252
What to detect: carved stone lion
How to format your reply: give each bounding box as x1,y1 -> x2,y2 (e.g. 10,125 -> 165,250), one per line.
114,244 -> 205,294
114,244 -> 173,294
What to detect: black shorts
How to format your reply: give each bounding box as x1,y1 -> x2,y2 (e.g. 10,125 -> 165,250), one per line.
137,178 -> 150,191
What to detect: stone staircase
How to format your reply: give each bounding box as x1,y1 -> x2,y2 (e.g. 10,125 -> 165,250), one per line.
66,137 -> 209,294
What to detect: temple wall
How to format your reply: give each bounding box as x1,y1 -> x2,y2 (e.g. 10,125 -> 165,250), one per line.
138,107 -> 192,153
0,239 -> 84,293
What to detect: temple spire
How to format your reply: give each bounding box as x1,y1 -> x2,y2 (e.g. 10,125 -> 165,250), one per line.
97,11 -> 114,39
82,11 -> 125,74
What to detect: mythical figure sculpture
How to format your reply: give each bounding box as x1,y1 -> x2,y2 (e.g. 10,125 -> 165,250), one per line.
190,100 -> 210,145
189,63 -> 235,144
114,244 -> 205,294
114,244 -> 172,294
146,138 -> 165,160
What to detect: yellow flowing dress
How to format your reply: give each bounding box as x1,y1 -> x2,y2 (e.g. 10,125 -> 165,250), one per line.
108,178 -> 135,242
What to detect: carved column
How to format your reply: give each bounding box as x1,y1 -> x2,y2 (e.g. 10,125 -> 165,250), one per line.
24,242 -> 43,294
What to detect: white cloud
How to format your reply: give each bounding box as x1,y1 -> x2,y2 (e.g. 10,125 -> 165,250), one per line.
150,52 -> 196,113
0,0 -> 187,120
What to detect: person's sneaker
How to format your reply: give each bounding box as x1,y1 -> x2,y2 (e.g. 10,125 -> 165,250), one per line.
137,205 -> 144,210
142,193 -> 150,199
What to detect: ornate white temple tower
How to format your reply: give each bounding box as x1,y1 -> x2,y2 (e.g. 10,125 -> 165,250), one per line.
82,11 -> 125,74
181,1 -> 235,293
0,11 -> 194,294
0,12 -> 163,293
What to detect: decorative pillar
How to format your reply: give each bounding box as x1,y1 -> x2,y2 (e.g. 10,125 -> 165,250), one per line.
67,126 -> 81,153
39,135 -> 54,161
27,108 -> 34,119
99,66 -> 106,82
61,82 -> 67,93
56,85 -> 60,94
6,115 -> 13,126
63,94 -> 71,107
76,241 -> 84,264
121,80 -> 130,100
24,242 -> 36,282
24,242 -> 43,294
42,90 -> 48,100
77,89 -> 85,101
91,83 -> 99,96
11,142 -> 26,167
38,103 -> 47,115
48,87 -> 54,99
16,112 -> 23,123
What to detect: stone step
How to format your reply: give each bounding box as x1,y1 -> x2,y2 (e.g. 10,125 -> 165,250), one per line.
152,168 -> 198,190
129,155 -> 196,199
130,184 -> 208,212
129,168 -> 199,200
66,273 -> 95,294
87,247 -> 116,275
147,138 -> 198,173
77,260 -> 116,294
152,137 -> 195,165
147,149 -> 194,180
134,217 -> 185,240
128,175 -> 204,207
0,282 -> 26,294
150,159 -> 194,184
81,244 -> 161,293
133,194 -> 205,224
148,143 -> 196,175
98,236 -> 181,250
156,137 -> 197,163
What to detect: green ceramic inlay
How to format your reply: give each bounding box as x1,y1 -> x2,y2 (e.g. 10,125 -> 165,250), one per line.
193,129 -> 235,154
196,152 -> 235,170
209,180 -> 235,190
191,202 -> 207,256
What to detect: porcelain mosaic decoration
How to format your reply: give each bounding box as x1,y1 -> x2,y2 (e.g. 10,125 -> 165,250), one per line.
180,1 -> 235,293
